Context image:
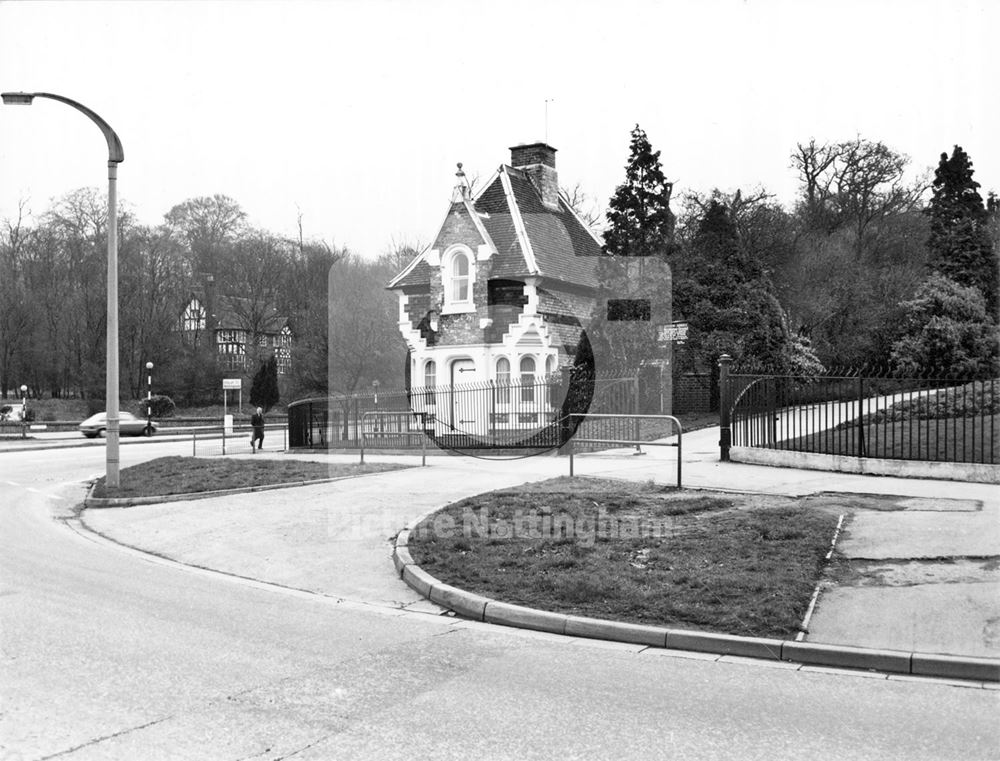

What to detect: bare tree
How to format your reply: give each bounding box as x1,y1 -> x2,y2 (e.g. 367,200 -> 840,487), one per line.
163,194 -> 247,275
381,236 -> 424,273
119,223 -> 189,397
787,138 -> 931,365
792,138 -> 928,256
561,181 -> 604,233
327,254 -> 404,395
0,200 -> 35,398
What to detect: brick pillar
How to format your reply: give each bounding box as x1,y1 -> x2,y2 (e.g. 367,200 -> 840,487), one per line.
718,354 -> 732,461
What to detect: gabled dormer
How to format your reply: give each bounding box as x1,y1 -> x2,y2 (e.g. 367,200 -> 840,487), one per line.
389,142 -> 602,379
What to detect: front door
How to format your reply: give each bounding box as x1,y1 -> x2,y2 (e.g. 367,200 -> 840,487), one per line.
447,359 -> 479,436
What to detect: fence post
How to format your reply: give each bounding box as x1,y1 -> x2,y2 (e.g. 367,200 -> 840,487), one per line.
358,417 -> 365,465
489,380 -> 496,434
766,379 -> 777,446
192,430 -> 196,457
676,420 -> 682,488
857,375 -> 867,457
719,354 -> 732,461
632,376 -> 640,450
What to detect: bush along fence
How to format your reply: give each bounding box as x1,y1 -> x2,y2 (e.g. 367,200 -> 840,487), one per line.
719,355 -> 998,465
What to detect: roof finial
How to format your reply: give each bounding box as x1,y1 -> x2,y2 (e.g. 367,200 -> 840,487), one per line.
452,161 -> 471,202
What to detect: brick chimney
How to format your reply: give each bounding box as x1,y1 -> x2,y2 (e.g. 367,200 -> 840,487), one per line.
510,142 -> 559,210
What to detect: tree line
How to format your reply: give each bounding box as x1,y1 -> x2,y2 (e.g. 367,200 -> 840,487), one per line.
2,130 -> 995,409
0,193 -> 408,405
591,127 -> 999,386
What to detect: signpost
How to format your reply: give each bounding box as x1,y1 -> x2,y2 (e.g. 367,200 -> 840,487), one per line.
657,321 -> 689,343
222,379 -> 241,451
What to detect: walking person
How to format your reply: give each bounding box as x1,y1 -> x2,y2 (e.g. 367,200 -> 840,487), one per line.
250,407 -> 265,452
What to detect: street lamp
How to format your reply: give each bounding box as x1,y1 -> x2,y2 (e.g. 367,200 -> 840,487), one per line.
145,361 -> 154,436
372,380 -> 381,433
19,384 -> 27,421
3,92 -> 124,487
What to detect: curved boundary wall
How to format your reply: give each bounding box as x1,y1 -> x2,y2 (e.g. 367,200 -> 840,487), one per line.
730,446 -> 1000,484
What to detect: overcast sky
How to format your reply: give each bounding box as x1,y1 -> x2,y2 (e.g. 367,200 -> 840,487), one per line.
1,0 -> 996,259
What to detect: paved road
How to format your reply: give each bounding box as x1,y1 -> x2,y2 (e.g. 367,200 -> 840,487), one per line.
1,442 -> 998,760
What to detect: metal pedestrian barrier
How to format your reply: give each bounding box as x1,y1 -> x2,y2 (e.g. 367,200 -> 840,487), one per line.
566,413 -> 683,487
359,411 -> 429,466
190,423 -> 288,457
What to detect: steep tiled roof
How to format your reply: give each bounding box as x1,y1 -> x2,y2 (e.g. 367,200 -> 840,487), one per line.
476,172 -> 530,279
389,160 -> 603,291
504,169 -> 601,288
391,256 -> 433,289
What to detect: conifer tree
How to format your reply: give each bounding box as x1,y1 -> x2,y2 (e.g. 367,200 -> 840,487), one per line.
250,354 -> 280,412
603,125 -> 676,259
673,197 -> 815,405
593,125 -> 676,372
926,146 -> 998,317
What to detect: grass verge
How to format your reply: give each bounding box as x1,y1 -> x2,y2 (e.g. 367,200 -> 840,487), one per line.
409,477 -> 840,639
781,414 -> 999,463
93,456 -> 407,499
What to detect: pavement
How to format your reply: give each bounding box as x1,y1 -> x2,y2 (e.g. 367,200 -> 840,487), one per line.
74,426 -> 1000,665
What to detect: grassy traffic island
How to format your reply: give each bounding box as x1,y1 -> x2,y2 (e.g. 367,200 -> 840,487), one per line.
408,478 -> 842,639
92,456 -> 408,499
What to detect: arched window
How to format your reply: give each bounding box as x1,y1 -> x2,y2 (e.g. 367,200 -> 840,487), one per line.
496,357 -> 511,404
545,355 -> 556,378
443,247 -> 475,312
424,360 -> 436,404
452,252 -> 469,302
520,356 -> 536,403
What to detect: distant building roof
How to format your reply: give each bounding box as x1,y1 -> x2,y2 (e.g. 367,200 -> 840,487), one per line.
181,290 -> 288,334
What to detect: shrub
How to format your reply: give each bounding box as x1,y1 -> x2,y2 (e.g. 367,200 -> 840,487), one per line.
145,394 -> 176,418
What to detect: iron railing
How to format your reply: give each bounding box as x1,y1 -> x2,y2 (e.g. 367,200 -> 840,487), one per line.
727,371 -> 998,465
288,373 -> 642,452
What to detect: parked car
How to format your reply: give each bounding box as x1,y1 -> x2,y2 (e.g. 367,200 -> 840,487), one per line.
79,412 -> 158,438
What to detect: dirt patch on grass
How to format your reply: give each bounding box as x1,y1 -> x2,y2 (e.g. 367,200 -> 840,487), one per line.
93,456 -> 408,498
409,477 -> 841,639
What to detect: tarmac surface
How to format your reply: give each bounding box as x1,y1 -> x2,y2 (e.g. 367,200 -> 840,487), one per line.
79,426 -> 1000,661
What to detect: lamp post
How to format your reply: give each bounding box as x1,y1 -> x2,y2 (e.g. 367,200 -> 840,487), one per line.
145,361 -> 154,436
372,379 -> 381,433
3,92 -> 124,487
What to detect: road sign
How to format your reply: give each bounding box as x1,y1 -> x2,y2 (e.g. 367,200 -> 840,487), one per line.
657,322 -> 689,343
222,378 -> 242,389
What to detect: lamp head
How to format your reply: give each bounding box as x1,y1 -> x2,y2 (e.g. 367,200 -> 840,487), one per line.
146,361 -> 154,370
2,92 -> 35,106
20,384 -> 27,392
